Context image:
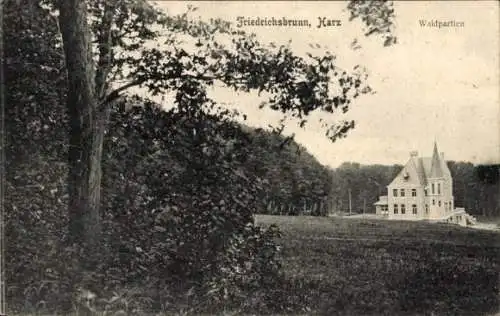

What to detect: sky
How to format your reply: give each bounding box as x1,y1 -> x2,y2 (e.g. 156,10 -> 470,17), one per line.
151,1 -> 499,168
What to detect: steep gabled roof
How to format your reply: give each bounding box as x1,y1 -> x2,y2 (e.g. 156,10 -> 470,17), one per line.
416,157 -> 430,185
429,141 -> 444,178
389,156 -> 422,187
388,142 -> 452,187
440,153 -> 452,178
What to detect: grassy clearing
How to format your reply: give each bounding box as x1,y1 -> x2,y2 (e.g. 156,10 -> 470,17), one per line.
8,216 -> 499,315
255,215 -> 500,316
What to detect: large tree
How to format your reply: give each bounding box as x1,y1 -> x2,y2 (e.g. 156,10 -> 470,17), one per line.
58,0 -> 102,249
55,0 -> 396,254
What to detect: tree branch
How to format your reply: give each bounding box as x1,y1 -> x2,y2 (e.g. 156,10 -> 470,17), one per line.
99,79 -> 145,108
95,2 -> 117,99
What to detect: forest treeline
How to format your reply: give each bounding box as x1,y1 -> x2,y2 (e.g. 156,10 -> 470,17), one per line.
236,131 -> 499,217
116,116 -> 498,218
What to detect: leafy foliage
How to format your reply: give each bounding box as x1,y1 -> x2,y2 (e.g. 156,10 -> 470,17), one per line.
329,162 -> 402,213
4,0 -> 67,163
347,0 -> 397,47
241,128 -> 335,216
3,1 -> 71,310
447,162 -> 500,217
4,0 -> 399,314
48,0 -> 390,275
99,98 -> 283,312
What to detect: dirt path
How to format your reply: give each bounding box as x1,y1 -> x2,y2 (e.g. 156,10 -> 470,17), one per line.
469,223 -> 499,231
285,235 -> 495,247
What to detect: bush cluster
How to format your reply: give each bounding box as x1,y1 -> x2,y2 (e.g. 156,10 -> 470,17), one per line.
6,101 -> 283,314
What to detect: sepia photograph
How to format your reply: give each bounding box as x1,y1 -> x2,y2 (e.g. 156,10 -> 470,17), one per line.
1,0 -> 499,315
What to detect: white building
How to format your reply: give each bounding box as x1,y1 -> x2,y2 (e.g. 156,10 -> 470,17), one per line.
374,142 -> 475,225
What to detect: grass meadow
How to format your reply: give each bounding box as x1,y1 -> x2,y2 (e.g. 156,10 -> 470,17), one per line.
255,215 -> 500,316
8,216 -> 499,316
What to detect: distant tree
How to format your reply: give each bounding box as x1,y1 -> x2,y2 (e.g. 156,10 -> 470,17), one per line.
330,162 -> 401,214
448,161 -> 500,217
473,164 -> 500,217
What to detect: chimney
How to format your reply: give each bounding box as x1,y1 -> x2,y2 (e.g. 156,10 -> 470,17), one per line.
410,151 -> 418,157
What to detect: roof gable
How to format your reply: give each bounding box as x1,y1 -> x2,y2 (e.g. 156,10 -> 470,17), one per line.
389,157 -> 423,187
388,142 -> 452,188
429,142 -> 444,178
417,157 -> 431,185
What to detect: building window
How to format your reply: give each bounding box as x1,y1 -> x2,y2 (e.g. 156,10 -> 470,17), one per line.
438,183 -> 441,195
425,204 -> 429,214
411,189 -> 417,197
444,202 -> 447,210
400,189 -> 405,197
438,200 -> 441,207
431,183 -> 435,194
393,189 -> 397,197
401,204 -> 406,214
432,199 -> 435,205
412,204 -> 417,214
394,204 -> 398,214
424,188 -> 428,196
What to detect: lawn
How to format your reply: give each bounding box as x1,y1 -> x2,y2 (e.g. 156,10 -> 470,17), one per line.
255,215 -> 500,316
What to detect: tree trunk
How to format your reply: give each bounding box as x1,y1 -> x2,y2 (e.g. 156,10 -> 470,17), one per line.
58,0 -> 102,250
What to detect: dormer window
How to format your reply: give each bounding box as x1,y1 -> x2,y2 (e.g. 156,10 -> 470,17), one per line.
403,171 -> 409,180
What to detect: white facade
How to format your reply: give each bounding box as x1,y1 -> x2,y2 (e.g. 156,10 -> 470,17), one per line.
375,143 -> 456,221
